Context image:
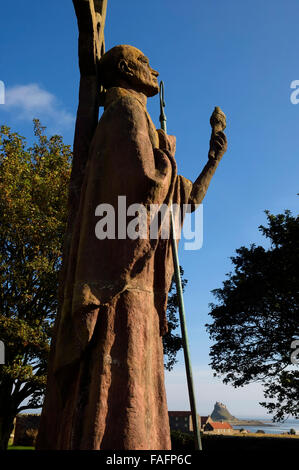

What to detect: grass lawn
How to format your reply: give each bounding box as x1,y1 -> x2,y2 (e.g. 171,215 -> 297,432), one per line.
8,445 -> 34,450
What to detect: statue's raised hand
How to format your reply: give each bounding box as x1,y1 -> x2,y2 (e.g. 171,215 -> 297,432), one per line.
209,130 -> 227,160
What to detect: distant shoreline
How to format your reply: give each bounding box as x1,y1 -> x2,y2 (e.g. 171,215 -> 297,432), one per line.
230,420 -> 274,427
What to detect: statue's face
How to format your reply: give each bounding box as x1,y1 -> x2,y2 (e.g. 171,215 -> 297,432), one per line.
119,46 -> 159,97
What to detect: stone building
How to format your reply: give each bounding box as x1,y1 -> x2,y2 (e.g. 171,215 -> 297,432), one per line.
168,412 -> 213,433
198,415 -> 213,430
168,411 -> 193,433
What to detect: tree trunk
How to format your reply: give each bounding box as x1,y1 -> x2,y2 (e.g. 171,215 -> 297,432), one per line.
0,413 -> 15,450
0,380 -> 16,450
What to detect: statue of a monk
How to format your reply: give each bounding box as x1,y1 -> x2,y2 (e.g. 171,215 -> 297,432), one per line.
36,45 -> 227,450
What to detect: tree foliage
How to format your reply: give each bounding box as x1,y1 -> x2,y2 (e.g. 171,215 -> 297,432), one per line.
163,267 -> 186,371
206,210 -> 299,421
0,120 -> 71,448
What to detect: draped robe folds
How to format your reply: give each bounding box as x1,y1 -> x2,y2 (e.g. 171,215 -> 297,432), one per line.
37,87 -> 193,450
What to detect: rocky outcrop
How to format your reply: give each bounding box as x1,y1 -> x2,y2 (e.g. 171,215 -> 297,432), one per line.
211,402 -> 237,422
210,402 -> 268,426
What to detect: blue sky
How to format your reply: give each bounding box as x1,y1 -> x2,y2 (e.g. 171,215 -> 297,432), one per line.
1,0 -> 298,418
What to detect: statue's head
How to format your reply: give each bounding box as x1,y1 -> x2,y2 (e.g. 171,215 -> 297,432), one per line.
98,45 -> 159,97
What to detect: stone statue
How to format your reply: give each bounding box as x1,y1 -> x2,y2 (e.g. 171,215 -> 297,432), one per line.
36,45 -> 227,450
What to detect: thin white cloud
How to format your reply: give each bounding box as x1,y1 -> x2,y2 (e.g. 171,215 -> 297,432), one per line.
3,83 -> 75,132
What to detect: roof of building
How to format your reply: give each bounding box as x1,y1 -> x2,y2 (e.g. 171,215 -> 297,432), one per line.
168,411 -> 191,417
200,416 -> 211,425
206,421 -> 233,430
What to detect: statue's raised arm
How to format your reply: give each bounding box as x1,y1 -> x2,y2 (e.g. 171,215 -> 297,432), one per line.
189,106 -> 227,210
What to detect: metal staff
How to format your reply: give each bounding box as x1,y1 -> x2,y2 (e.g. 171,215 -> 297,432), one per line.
159,81 -> 202,451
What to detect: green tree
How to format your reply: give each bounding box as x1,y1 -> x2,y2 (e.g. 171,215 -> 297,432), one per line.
163,267 -> 186,371
0,120 -> 71,450
206,210 -> 299,422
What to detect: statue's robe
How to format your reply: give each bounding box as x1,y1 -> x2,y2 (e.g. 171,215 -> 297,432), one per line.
37,87 -> 193,450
